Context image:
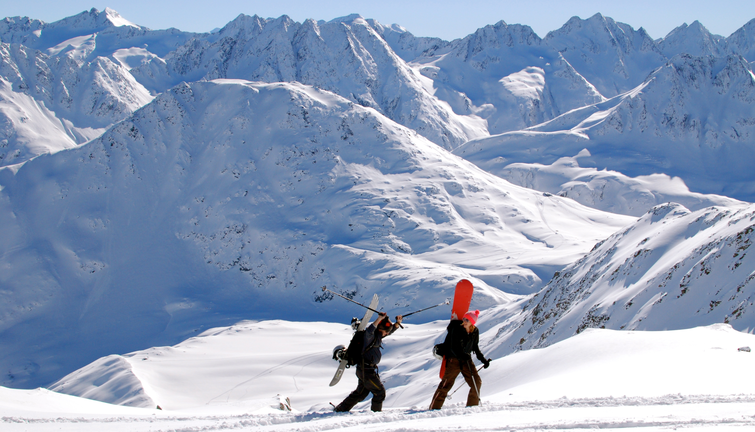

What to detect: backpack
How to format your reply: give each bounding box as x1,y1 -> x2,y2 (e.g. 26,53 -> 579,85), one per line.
344,330 -> 366,367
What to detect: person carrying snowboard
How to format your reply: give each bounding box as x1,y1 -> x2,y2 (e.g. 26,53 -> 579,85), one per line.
429,309 -> 491,409
334,312 -> 403,412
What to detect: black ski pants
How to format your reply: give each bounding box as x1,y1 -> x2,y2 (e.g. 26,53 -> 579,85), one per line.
334,366 -> 386,412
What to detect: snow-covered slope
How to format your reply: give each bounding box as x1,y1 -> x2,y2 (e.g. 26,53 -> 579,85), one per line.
3,322 -> 754,431
131,14 -> 486,150
455,53 -> 755,202
727,18 -> 755,61
482,149 -> 745,216
0,9 -> 196,167
0,42 -> 154,166
488,202 -> 755,354
0,77 -> 79,166
0,79 -> 632,389
45,318 -> 755,415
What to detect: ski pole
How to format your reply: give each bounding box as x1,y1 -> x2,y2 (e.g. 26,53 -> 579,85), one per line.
321,286 -> 381,314
447,364 -> 484,400
394,299 -> 449,329
402,299 -> 450,318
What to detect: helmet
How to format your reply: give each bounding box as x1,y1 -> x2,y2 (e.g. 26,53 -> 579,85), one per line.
332,344 -> 346,361
432,344 -> 444,360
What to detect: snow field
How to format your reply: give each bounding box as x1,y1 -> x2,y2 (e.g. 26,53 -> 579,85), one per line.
3,320 -> 754,431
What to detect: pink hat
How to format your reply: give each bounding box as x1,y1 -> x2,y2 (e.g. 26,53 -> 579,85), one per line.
463,310 -> 480,325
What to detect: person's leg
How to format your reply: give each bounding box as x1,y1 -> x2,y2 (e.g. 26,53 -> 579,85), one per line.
429,358 -> 461,410
460,360 -> 482,407
361,368 -> 386,412
334,371 -> 371,412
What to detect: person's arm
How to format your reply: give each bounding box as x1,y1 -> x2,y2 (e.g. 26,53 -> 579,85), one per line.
385,315 -> 402,336
373,312 -> 387,327
473,331 -> 491,368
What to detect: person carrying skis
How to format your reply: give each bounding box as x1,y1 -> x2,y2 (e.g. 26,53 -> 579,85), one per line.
429,309 -> 491,409
334,312 -> 402,412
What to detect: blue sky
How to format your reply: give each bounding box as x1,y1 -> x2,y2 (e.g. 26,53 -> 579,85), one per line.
4,0 -> 755,40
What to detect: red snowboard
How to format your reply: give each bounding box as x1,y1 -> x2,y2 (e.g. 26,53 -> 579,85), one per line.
440,279 -> 474,378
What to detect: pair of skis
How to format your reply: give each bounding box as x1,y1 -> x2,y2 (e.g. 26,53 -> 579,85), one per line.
325,281 -> 472,386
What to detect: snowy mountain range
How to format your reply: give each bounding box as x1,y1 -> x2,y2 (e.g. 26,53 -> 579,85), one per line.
0,78 -> 632,388
0,7 -> 754,397
455,52 -> 755,201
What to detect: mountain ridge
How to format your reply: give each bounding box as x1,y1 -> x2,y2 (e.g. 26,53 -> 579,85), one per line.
484,202 -> 755,357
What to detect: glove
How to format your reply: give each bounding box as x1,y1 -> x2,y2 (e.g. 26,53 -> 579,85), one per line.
482,358 -> 491,369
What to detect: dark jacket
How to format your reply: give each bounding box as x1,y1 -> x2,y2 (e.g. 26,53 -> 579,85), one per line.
442,320 -> 486,363
361,323 -> 383,367
361,319 -> 397,367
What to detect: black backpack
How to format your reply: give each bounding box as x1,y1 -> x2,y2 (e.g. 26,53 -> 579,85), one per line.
344,330 -> 366,367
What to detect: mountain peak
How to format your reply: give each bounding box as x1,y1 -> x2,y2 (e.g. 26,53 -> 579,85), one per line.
327,14 -> 366,25
688,20 -> 707,33
660,20 -> 724,58
726,18 -> 755,60
217,13 -> 266,37
586,12 -> 608,23
556,13 -> 610,33
101,7 -> 139,29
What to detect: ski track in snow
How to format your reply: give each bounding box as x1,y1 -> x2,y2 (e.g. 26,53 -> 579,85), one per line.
204,352 -> 323,406
4,395 -> 755,431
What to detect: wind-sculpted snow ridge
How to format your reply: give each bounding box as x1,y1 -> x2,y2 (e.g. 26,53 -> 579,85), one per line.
0,42 -> 154,166
494,149 -> 745,216
131,14 -> 486,150
0,79 -> 632,388
487,202 -> 755,353
455,53 -> 755,202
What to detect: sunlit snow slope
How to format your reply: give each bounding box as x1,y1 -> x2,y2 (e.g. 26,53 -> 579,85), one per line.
46,319 -> 755,412
0,79 -> 632,388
